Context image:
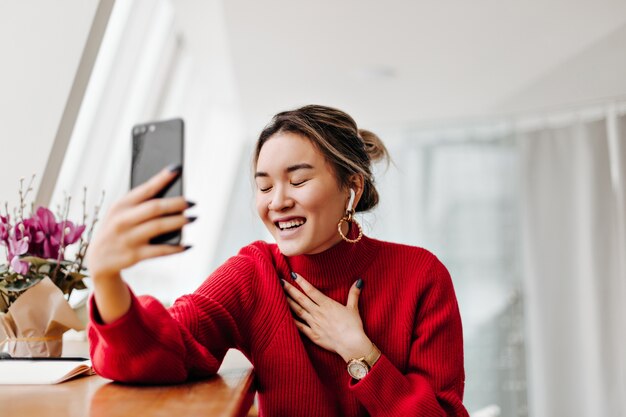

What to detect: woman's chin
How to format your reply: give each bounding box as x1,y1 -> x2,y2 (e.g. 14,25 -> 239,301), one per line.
276,241 -> 305,257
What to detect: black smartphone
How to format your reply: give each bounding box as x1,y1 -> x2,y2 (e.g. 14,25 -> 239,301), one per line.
131,118 -> 184,245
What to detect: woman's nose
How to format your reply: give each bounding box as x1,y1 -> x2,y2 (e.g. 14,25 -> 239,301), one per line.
268,186 -> 293,211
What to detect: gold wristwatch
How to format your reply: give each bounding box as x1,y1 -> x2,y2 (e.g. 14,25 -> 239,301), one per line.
346,343 -> 381,380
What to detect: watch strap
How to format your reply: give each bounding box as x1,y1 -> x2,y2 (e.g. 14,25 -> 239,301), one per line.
364,343 -> 381,368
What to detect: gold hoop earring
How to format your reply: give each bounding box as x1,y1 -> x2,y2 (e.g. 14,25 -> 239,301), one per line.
337,210 -> 363,243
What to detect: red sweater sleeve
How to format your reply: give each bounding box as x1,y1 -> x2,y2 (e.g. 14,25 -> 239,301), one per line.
349,256 -> 469,417
88,249 -> 259,384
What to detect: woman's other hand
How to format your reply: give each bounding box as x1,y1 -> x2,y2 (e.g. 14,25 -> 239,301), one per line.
282,273 -> 372,362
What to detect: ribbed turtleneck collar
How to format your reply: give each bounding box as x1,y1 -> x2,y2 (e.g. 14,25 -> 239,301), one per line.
282,233 -> 380,289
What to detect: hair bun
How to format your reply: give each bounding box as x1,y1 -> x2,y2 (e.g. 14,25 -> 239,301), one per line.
358,129 -> 389,165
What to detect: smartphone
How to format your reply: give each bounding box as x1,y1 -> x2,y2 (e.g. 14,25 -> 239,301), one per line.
131,118 -> 184,245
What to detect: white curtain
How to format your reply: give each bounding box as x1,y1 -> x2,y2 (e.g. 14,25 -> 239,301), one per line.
520,108 -> 626,417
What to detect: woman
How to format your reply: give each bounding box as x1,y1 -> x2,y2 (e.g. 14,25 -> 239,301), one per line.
88,105 -> 469,417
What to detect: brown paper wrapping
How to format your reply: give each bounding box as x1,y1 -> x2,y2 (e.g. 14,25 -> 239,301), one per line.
0,277 -> 84,357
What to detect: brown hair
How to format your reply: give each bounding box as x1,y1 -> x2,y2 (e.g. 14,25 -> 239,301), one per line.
254,105 -> 389,212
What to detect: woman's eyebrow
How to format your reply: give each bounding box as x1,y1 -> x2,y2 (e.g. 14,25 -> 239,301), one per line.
255,163 -> 314,178
286,163 -> 314,173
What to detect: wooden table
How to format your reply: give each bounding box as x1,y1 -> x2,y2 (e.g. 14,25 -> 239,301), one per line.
1,367 -> 256,417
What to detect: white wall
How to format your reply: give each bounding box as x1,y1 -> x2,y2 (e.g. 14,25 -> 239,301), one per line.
0,1 -> 100,209
498,22 -> 626,113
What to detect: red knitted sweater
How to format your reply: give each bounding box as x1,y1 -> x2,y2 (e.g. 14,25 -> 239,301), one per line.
88,235 -> 469,417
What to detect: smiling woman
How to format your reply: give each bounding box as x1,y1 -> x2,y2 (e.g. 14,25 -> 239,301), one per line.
255,132 -> 355,256
252,105 -> 387,258
87,105 -> 469,417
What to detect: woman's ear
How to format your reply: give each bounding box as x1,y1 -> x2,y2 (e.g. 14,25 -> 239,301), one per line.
347,174 -> 365,210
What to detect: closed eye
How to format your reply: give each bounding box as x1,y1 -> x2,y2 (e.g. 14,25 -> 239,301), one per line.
291,179 -> 309,187
259,186 -> 272,193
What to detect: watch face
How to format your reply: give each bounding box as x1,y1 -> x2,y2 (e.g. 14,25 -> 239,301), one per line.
347,361 -> 368,379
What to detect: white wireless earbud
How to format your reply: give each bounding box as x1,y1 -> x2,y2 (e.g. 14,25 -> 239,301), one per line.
347,189 -> 356,212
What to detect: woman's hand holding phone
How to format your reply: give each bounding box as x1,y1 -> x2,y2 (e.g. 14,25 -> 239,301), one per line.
87,165 -> 193,323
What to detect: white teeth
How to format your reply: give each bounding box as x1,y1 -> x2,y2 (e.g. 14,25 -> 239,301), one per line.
277,219 -> 305,230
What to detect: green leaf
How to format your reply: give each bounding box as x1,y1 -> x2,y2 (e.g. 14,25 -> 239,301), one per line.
58,281 -> 71,294
73,281 -> 87,290
4,276 -> 43,292
19,256 -> 48,267
38,264 -> 52,274
67,271 -> 87,282
1,273 -> 20,284
19,256 -> 76,268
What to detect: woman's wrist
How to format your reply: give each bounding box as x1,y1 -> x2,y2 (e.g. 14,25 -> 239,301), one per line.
338,334 -> 373,362
92,273 -> 132,324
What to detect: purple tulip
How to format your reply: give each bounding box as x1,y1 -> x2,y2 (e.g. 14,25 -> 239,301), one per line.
59,220 -> 86,245
31,207 -> 59,259
15,218 -> 43,254
30,207 -> 86,259
1,206 -> 86,270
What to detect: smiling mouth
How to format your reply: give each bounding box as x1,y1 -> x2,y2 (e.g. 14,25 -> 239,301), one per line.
275,218 -> 306,231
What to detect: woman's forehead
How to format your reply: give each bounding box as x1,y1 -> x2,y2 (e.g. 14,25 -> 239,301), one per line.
257,132 -> 322,169
255,133 -> 344,185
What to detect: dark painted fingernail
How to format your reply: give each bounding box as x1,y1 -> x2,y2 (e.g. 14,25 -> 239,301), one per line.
280,279 -> 286,287
166,163 -> 183,173
186,216 -> 198,224
186,200 -> 196,208
290,272 -> 297,280
183,245 -> 192,252
356,278 -> 364,289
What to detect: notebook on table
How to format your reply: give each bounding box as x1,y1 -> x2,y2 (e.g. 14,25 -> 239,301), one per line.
0,357 -> 95,384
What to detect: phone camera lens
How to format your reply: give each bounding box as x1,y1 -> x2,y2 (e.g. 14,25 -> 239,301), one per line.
141,126 -> 147,133
149,125 -> 155,132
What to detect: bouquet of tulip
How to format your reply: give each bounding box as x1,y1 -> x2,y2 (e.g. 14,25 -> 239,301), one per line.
0,177 -> 103,357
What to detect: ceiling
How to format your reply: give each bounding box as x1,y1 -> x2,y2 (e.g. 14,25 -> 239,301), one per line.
219,0 -> 626,134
